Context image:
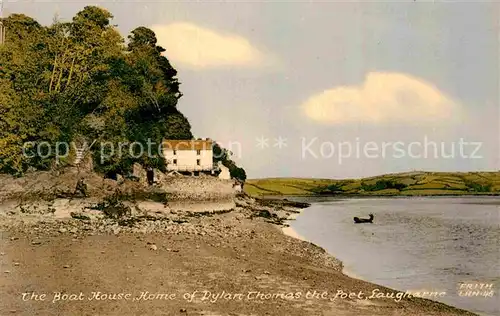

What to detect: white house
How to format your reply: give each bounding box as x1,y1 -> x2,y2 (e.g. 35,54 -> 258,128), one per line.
162,139 -> 214,172
218,162 -> 231,180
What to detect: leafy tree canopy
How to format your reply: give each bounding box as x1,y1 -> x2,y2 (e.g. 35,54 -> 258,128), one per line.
0,6 -> 245,178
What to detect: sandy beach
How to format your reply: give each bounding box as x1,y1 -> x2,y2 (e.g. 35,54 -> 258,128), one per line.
0,195 -> 479,316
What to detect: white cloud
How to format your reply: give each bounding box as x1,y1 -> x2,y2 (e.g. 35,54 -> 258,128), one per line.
151,22 -> 267,69
303,72 -> 461,124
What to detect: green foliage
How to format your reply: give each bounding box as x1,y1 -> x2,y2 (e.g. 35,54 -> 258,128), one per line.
464,181 -> 491,192
326,183 -> 343,192
212,142 -> 246,181
0,6 -> 201,176
361,180 -> 407,191
230,167 -> 247,182
212,142 -> 230,163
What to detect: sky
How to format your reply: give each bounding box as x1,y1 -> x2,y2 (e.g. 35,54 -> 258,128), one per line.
4,0 -> 499,178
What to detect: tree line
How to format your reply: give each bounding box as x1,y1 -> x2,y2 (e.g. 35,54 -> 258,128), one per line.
0,6 -> 245,181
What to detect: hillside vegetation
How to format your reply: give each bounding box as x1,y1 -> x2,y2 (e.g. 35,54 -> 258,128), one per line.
245,171 -> 500,196
0,6 -> 245,180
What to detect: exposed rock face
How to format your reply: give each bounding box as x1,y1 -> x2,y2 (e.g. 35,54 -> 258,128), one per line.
0,167 -> 237,204
154,169 -> 167,184
0,168 -> 119,202
78,153 -> 94,172
132,163 -> 148,185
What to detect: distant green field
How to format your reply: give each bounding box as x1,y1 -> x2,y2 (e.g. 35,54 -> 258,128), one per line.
244,171 -> 500,197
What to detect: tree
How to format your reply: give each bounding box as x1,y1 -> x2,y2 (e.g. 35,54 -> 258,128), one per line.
230,167 -> 247,182
0,7 -> 247,179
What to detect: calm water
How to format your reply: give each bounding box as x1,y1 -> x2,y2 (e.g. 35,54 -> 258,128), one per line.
289,197 -> 500,316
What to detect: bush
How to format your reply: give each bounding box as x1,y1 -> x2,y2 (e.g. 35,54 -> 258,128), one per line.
326,183 -> 343,192
361,180 -> 407,191
464,181 -> 491,192
230,167 -> 247,182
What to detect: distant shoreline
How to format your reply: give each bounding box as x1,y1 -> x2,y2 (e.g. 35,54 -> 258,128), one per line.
262,193 -> 500,196
245,172 -> 500,197
260,193 -> 500,199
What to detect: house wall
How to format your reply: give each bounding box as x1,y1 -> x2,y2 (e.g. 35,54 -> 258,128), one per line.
163,149 -> 213,171
218,164 -> 231,180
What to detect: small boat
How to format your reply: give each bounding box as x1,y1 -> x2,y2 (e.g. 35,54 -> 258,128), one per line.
353,214 -> 374,224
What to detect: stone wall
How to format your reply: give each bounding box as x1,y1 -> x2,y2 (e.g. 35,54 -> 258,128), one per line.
159,174 -> 236,202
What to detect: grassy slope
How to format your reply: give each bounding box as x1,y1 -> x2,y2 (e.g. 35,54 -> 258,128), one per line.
245,171 -> 500,196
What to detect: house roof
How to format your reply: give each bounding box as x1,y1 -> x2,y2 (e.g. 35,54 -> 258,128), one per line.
163,139 -> 213,151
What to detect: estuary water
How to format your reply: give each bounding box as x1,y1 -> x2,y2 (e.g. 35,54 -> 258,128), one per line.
288,197 -> 500,316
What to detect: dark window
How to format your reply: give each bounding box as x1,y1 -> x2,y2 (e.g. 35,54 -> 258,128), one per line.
173,150 -> 177,155
147,168 -> 154,186
196,149 -> 201,155
196,159 -> 201,166
173,159 -> 177,165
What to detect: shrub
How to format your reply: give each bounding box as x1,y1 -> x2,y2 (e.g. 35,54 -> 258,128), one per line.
361,180 -> 407,191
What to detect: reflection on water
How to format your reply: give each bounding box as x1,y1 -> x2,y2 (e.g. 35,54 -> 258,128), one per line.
289,197 -> 500,316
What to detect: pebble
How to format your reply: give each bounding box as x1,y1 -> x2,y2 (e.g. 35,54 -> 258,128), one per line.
4,270 -> 11,273
149,244 -> 158,251
13,262 -> 20,266
63,265 -> 70,268
31,241 -> 42,245
59,228 -> 67,233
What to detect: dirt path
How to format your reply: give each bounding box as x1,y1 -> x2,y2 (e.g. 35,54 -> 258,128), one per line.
0,203 -> 476,316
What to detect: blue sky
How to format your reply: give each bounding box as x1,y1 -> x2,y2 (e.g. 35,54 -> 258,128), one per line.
5,1 -> 499,178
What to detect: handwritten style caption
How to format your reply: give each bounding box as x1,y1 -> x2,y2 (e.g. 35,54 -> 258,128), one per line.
20,288 -> 464,304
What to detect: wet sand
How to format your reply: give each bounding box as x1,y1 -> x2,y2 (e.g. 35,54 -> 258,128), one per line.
0,197 -> 478,316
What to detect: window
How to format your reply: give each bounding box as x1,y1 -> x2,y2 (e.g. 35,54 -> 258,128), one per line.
173,150 -> 177,155
196,159 -> 201,166
196,149 -> 201,155
173,159 -> 177,165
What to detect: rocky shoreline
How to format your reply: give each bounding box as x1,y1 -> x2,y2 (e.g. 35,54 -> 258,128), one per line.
0,192 -> 477,315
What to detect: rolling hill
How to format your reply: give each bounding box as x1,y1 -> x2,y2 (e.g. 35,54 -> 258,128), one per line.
244,171 -> 500,197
